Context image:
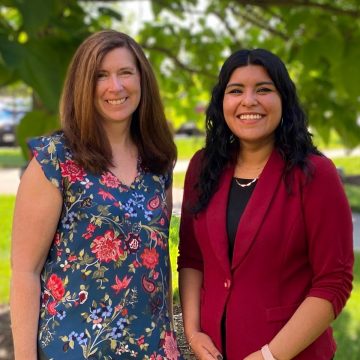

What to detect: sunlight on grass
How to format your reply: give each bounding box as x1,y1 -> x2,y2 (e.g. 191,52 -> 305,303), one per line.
0,195 -> 14,304
175,136 -> 204,160
169,216 -> 180,303
333,156 -> 360,175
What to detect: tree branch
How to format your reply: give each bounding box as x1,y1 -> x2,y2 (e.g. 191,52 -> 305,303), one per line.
140,43 -> 217,79
231,5 -> 289,40
232,0 -> 360,18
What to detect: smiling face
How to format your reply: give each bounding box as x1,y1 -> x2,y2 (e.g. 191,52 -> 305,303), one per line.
223,64 -> 282,148
95,47 -> 141,126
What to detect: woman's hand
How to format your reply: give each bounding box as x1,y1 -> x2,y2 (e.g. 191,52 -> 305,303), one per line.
189,331 -> 223,360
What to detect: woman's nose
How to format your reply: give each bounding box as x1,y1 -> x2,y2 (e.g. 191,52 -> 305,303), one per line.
241,91 -> 258,106
109,75 -> 124,91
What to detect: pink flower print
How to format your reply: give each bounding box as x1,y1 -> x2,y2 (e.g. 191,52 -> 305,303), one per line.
91,230 -> 122,263
100,172 -> 120,188
60,160 -> 86,184
163,332 -> 180,360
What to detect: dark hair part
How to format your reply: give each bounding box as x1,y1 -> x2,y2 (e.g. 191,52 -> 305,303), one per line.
195,48 -> 320,212
61,29 -> 176,175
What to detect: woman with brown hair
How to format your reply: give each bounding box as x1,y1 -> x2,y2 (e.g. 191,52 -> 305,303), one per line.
10,30 -> 182,359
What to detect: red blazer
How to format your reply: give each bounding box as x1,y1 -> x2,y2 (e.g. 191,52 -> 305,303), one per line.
178,149 -> 353,360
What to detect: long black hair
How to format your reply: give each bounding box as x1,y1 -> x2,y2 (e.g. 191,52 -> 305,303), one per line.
195,48 -> 321,213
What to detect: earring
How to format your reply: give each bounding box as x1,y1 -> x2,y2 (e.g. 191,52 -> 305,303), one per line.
229,134 -> 235,143
280,117 -> 284,127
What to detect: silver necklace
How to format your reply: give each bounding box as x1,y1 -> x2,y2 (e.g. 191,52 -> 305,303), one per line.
235,177 -> 258,188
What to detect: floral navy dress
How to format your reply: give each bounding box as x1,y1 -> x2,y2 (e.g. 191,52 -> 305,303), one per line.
29,132 -> 183,360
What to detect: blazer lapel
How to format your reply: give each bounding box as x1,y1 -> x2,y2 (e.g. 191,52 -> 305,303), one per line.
231,150 -> 285,270
205,164 -> 234,275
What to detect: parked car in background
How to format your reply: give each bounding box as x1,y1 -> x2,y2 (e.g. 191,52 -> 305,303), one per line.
0,108 -> 26,146
175,121 -> 204,137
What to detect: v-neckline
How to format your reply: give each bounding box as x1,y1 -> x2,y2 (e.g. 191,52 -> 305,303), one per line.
106,156 -> 143,190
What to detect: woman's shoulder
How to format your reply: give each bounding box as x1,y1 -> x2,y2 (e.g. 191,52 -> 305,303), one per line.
27,130 -> 71,159
307,153 -> 338,174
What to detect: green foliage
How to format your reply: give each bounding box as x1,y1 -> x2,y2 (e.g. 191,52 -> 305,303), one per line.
16,110 -> 60,160
139,0 -> 360,148
0,0 -> 123,146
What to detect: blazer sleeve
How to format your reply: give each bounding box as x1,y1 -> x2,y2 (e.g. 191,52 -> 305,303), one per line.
302,155 -> 354,317
177,150 -> 204,272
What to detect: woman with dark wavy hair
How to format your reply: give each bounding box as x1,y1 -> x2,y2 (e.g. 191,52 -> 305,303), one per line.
178,49 -> 353,360
11,30 -> 182,359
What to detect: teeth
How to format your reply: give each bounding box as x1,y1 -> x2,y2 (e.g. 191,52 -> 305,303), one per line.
107,98 -> 126,105
239,114 -> 262,120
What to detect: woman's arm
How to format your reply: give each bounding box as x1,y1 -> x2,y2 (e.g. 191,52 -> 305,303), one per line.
10,158 -> 62,360
244,296 -> 334,360
179,268 -> 223,360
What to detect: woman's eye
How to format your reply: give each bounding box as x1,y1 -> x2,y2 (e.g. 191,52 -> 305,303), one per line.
257,87 -> 272,93
97,72 -> 107,80
119,70 -> 135,78
227,89 -> 242,94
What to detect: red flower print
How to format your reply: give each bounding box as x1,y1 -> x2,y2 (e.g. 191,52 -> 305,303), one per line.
53,232 -> 61,246
111,275 -> 133,294
87,224 -> 96,232
163,331 -> 180,360
98,188 -> 115,201
100,172 -> 120,188
47,301 -> 57,316
121,308 -> 128,316
60,160 -> 86,184
140,248 -> 159,270
147,194 -> 161,210
79,290 -> 88,304
91,230 -> 122,263
46,274 -> 65,301
137,335 -> 145,346
150,231 -> 157,242
150,354 -> 164,360
68,254 -> 77,262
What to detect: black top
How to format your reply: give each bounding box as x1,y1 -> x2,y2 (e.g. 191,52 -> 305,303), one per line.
226,177 -> 257,260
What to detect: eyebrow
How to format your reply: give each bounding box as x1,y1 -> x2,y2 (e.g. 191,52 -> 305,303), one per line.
98,66 -> 137,72
226,81 -> 275,89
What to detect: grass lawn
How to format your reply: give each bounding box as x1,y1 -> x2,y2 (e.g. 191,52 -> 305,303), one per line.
0,147 -> 26,168
175,136 -> 204,159
0,195 -> 14,302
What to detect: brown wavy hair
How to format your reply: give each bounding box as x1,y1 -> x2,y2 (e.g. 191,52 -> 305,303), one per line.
60,30 -> 176,174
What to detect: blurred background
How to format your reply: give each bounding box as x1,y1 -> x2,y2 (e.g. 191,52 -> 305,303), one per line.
0,0 -> 359,359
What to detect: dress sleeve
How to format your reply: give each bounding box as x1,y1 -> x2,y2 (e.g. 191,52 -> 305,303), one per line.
177,150 -> 204,272
302,155 -> 354,317
27,134 -> 64,193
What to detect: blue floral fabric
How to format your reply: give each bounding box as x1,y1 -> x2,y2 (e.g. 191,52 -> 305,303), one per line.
28,132 -> 182,359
